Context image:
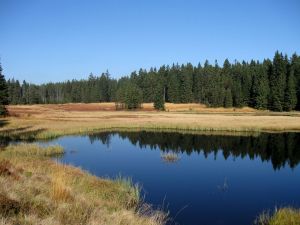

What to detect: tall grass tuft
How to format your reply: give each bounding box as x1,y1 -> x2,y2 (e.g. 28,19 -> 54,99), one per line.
161,152 -> 180,163
50,170 -> 73,202
0,144 -> 167,225
255,207 -> 300,225
115,176 -> 141,209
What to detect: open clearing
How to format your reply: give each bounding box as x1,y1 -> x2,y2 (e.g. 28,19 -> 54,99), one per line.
0,103 -> 300,140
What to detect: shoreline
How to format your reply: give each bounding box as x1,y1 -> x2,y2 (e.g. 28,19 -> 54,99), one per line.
0,104 -> 300,141
0,143 -> 167,225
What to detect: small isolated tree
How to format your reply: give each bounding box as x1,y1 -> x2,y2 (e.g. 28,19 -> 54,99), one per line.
154,84 -> 165,110
0,63 -> 9,115
116,82 -> 143,110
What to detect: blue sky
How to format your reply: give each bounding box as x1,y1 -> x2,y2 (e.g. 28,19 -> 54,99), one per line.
0,0 -> 300,83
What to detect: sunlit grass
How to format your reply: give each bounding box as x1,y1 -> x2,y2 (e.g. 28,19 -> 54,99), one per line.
255,207 -> 300,225
50,170 -> 73,202
0,103 -> 299,143
4,143 -> 64,157
0,144 -> 167,225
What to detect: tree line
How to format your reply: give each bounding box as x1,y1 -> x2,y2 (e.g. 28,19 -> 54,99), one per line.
2,51 -> 300,112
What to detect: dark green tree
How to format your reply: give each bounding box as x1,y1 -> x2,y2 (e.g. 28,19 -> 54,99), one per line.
116,82 -> 143,109
180,63 -> 193,103
154,83 -> 165,110
224,88 -> 233,108
291,54 -> 300,110
252,63 -> 270,109
269,52 -> 287,111
0,64 -> 9,115
284,64 -> 297,111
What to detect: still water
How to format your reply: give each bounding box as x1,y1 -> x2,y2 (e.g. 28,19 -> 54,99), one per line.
31,132 -> 300,224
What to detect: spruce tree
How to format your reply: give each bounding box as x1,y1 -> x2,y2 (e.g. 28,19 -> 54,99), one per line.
284,64 -> 297,111
180,63 -> 193,103
0,63 -> 9,115
252,63 -> 269,109
116,82 -> 143,109
167,64 -> 180,103
291,54 -> 300,110
154,83 -> 165,110
224,88 -> 233,108
269,51 -> 287,111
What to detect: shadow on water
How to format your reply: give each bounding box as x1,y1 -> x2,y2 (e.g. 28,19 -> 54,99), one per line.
88,131 -> 300,170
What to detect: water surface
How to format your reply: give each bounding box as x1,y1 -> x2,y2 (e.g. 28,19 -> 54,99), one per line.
10,132 -> 300,224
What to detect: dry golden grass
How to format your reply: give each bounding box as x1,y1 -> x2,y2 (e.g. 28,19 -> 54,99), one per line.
1,103 -> 299,141
255,208 -> 300,225
0,144 -> 167,225
50,171 -> 73,203
4,144 -> 64,157
7,102 -> 259,114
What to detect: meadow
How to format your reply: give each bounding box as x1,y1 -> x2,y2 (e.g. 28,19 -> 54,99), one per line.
1,103 -> 300,142
1,103 -> 300,225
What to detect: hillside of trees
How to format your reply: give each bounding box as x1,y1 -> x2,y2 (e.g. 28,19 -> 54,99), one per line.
4,51 -> 300,111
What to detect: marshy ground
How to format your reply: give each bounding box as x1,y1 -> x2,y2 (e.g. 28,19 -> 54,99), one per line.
0,103 -> 300,225
1,103 -> 300,141
0,144 -> 166,225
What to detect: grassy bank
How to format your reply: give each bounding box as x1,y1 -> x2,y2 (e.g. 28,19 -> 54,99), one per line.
0,144 -> 166,225
255,207 -> 300,225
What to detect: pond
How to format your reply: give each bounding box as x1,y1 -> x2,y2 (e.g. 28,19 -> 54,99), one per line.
7,131 -> 300,225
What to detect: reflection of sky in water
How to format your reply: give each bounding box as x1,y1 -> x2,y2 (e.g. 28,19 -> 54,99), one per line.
35,132 -> 300,225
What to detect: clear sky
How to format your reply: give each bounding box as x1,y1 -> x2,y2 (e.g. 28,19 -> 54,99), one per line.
1,0 -> 300,84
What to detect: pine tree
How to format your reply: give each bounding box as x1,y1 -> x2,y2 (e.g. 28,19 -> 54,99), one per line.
224,88 -> 233,108
269,51 -> 287,111
241,61 -> 252,106
291,54 -> 300,110
180,63 -> 193,103
284,63 -> 297,111
0,63 -> 9,115
116,82 -> 143,109
154,83 -> 165,110
167,64 -> 180,103
252,63 -> 269,109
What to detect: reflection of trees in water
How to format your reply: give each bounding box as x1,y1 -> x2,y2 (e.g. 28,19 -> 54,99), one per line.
88,131 -> 300,170
89,132 -> 111,147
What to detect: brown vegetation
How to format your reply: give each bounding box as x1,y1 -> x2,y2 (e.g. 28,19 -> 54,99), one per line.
7,102 -> 260,114
0,103 -> 299,141
0,144 -> 167,225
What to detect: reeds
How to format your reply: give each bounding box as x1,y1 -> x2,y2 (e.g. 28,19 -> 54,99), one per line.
161,152 -> 180,163
50,170 -> 73,202
4,144 -> 64,157
115,176 -> 141,208
255,207 -> 300,225
0,144 -> 167,225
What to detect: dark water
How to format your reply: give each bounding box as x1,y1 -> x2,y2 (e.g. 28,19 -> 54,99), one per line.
5,131 -> 300,225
